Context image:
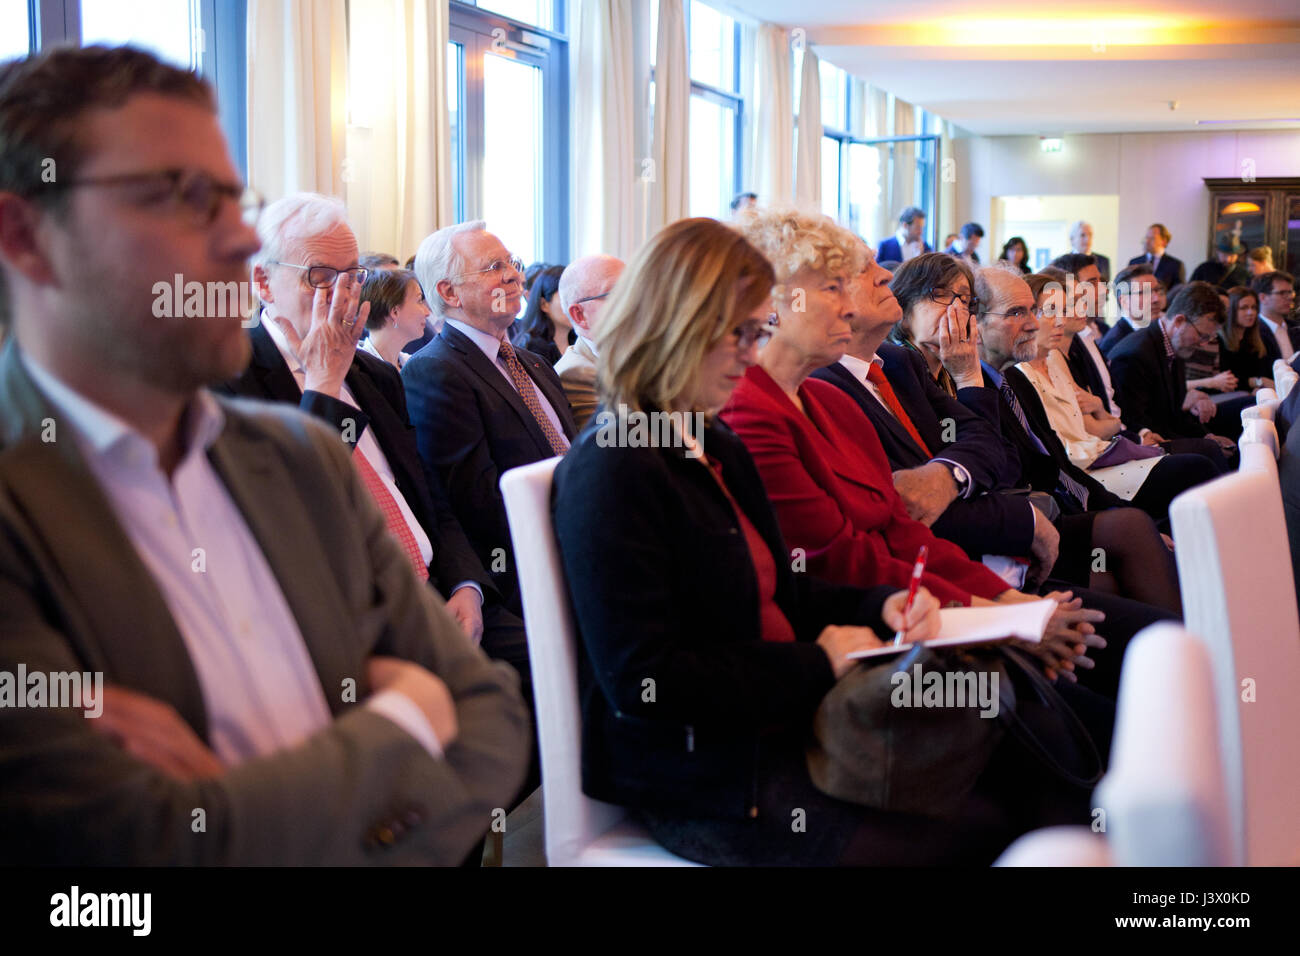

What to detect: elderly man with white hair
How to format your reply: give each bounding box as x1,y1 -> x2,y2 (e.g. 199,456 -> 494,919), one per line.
219,194 -> 509,651
1069,220 -> 1109,283
553,254 -> 625,428
403,222 -> 577,622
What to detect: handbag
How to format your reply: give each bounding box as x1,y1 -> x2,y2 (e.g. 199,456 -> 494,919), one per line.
805,643 -> 1102,818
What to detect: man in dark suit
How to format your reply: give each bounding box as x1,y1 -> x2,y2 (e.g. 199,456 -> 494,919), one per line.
876,205 -> 932,264
812,259 -> 1060,581
218,195 -> 533,706
404,223 -> 578,617
1099,263 -> 1161,358
0,45 -> 527,863
1127,222 -> 1185,293
1253,270 -> 1299,367
1191,234 -> 1250,290
1107,281 -> 1237,465
945,221 -> 984,264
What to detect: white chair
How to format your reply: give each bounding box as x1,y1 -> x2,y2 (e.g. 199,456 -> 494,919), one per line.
997,623 -> 1229,866
1093,624 -> 1233,866
1170,459 -> 1300,865
499,458 -> 701,867
1273,360 -> 1297,400
1242,393 -> 1280,424
1239,418 -> 1280,460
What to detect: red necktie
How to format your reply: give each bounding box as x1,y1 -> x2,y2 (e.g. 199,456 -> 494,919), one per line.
352,450 -> 429,581
499,340 -> 570,456
866,363 -> 932,457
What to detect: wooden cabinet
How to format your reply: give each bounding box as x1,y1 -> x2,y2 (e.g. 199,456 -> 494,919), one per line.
1203,177 -> 1300,276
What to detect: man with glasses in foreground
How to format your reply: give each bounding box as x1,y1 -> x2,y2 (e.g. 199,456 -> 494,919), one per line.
1107,281 -> 1238,464
0,45 -> 527,864
404,222 -> 578,622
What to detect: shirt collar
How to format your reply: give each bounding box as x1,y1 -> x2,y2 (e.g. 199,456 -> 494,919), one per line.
837,352 -> 881,388
446,317 -> 506,363
1261,314 -> 1284,336
20,349 -> 225,467
263,315 -> 304,375
980,360 -> 1003,388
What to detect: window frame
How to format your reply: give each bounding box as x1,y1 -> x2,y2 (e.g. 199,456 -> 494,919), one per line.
28,0 -> 248,180
449,0 -> 569,263
682,0 -> 744,213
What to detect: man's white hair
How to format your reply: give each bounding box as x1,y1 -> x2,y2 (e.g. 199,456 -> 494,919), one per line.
415,220 -> 487,318
557,254 -> 624,315
1069,220 -> 1091,241
252,193 -> 351,272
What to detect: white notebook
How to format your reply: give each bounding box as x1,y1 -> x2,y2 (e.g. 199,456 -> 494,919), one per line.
847,598 -> 1057,660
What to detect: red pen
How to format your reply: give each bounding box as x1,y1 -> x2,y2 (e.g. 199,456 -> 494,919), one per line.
893,545 -> 929,646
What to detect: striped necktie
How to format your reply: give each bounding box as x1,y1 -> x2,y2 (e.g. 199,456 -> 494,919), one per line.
499,340 -> 570,457
999,378 -> 1089,510
352,450 -> 429,581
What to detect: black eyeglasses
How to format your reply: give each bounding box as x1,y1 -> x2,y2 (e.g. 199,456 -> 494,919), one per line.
982,306 -> 1035,320
574,291 -> 611,305
268,262 -> 370,289
927,288 -> 977,311
45,167 -> 263,227
731,313 -> 779,349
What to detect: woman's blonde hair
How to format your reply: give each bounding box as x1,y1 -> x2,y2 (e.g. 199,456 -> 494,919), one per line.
1247,246 -> 1274,269
734,206 -> 865,299
596,217 -> 775,414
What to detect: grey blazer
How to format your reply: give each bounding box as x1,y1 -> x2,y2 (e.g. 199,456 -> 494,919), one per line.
0,340 -> 529,865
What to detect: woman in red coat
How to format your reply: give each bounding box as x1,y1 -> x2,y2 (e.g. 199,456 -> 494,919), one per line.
723,207 -> 1103,679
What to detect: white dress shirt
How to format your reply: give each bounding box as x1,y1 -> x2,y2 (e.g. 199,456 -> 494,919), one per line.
20,351 -> 442,764
1077,327 -> 1123,420
1262,314 -> 1295,362
446,318 -> 570,449
265,320 -> 433,569
836,353 -> 973,497
358,336 -> 410,370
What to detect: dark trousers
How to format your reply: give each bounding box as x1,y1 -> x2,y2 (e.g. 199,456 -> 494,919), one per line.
1041,580 -> 1177,701
481,602 -> 541,805
1161,436 -> 1234,473
639,681 -> 1115,867
1130,452 -> 1223,525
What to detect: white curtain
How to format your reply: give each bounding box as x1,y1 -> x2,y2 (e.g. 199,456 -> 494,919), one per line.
750,24 -> 792,206
794,47 -> 821,209
247,0 -> 348,202
938,119 -> 957,248
344,0 -> 453,259
650,0 -> 689,232
891,95 -> 918,242
572,0 -> 636,258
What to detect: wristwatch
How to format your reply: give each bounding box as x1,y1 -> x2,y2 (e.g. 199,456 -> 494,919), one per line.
935,460 -> 970,497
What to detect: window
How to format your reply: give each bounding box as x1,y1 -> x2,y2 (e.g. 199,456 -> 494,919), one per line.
0,0 -> 31,60
448,1 -> 568,264
685,0 -> 741,219
813,59 -> 850,221
80,0 -> 201,70
473,0 -> 551,31
26,0 -> 248,179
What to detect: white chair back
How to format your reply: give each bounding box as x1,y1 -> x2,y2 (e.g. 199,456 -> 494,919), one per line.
1094,624 -> 1232,865
1240,419 -> 1279,460
1274,360 -> 1297,399
500,458 -> 700,866
1170,464 -> 1300,865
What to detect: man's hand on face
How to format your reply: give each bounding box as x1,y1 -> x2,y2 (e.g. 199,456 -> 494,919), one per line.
273,273 -> 370,398
892,462 -> 959,526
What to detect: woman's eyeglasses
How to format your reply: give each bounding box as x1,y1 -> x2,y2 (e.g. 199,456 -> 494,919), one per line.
927,288 -> 977,311
731,313 -> 779,349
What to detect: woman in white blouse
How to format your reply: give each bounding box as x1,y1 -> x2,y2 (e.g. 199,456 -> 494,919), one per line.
358,268 -> 431,370
1007,273 -> 1213,523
